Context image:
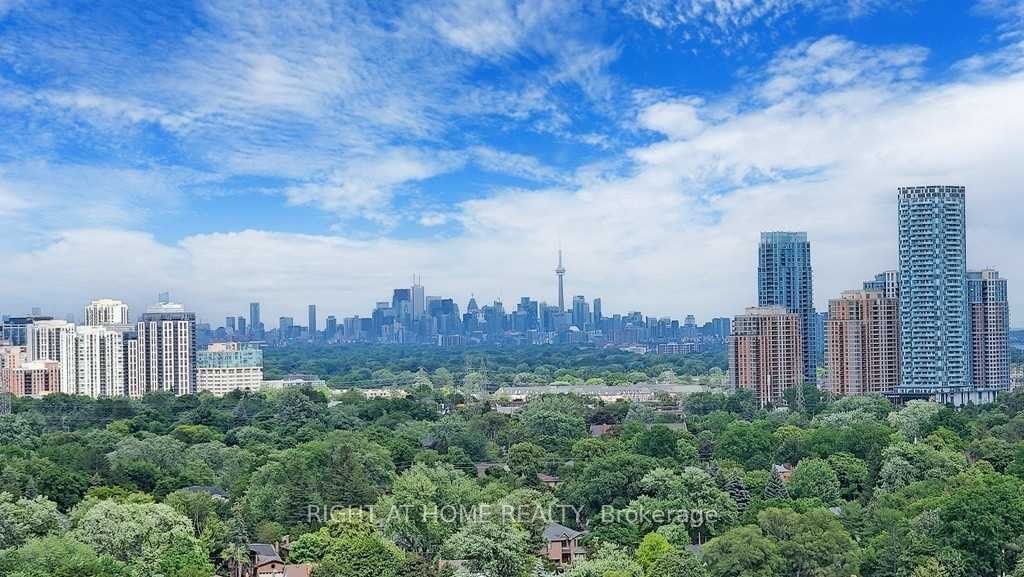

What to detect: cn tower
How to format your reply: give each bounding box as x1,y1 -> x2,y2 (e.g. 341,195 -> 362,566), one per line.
555,249 -> 566,311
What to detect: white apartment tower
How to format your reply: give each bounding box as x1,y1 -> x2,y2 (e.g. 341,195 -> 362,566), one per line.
75,325 -> 126,397
85,299 -> 131,327
137,302 -> 197,396
26,320 -> 77,394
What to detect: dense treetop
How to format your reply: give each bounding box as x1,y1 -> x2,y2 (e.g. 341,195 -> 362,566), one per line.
2,347 -> 1024,577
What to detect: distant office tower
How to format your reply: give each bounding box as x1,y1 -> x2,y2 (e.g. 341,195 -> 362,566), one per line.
26,320 -> 77,394
827,290 -> 901,396
308,304 -> 318,338
711,317 -> 732,340
226,317 -> 236,332
968,270 -> 1011,390
730,306 -> 804,407
158,292 -> 171,304
237,316 -> 247,336
897,186 -> 973,399
592,298 -> 603,329
85,299 -> 130,326
864,271 -> 900,300
412,276 -> 425,319
758,232 -> 816,382
196,343 -> 264,396
249,302 -> 261,334
555,250 -> 567,311
572,296 -> 590,329
392,289 -> 411,323
279,317 -> 294,337
137,302 -> 197,396
75,325 -> 125,398
325,316 -> 338,340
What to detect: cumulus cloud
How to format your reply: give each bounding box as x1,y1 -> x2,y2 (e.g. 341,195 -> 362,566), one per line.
638,98 -> 705,139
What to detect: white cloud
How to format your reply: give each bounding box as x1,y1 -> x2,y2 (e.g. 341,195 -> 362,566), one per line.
469,146 -> 564,182
638,98 -> 705,139
284,148 -> 463,224
418,212 -> 452,227
0,162 -> 188,236
754,36 -> 928,102
430,0 -> 529,56
976,0 -> 1024,36
38,89 -> 191,131
621,0 -> 910,45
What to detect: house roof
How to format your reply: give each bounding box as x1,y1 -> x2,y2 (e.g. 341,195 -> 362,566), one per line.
249,543 -> 282,565
543,523 -> 583,542
537,473 -> 560,483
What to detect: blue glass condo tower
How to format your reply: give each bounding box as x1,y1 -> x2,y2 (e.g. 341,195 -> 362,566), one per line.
897,186 -> 971,393
758,231 -> 817,383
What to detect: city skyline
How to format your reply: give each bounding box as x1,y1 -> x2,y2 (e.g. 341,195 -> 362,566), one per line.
3,230 -> 1020,333
1,2 -> 1023,325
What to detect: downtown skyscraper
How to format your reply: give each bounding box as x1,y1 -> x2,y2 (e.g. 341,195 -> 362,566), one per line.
758,232 -> 817,383
897,186 -> 974,398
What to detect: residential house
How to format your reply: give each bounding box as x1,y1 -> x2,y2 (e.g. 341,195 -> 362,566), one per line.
245,544 -> 312,577
541,523 -> 586,568
537,473 -> 561,490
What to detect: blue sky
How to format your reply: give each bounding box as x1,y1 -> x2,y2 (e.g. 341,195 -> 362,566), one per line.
1,0 -> 1023,324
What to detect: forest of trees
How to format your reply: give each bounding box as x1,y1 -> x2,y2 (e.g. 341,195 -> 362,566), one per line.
3,376 -> 1024,577
262,345 -> 729,389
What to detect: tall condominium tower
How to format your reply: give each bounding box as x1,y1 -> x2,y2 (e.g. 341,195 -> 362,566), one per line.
571,295 -> 590,330
75,325 -> 126,398
729,306 -> 804,407
85,299 -> 130,326
897,186 -> 972,397
26,320 -> 77,394
249,302 -> 261,334
968,269 -> 1011,390
758,232 -> 816,382
555,250 -> 567,312
137,302 -> 197,396
827,290 -> 901,396
411,276 -> 425,319
308,304 -> 318,337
